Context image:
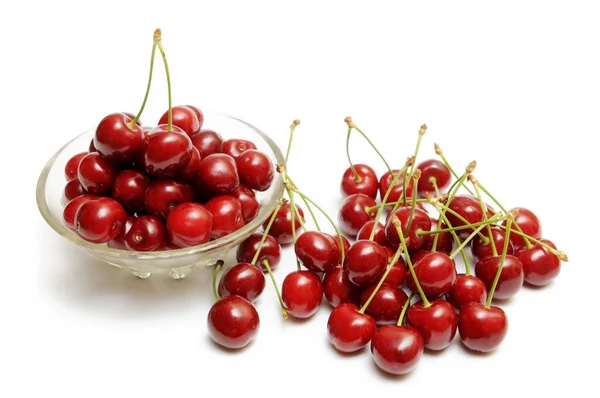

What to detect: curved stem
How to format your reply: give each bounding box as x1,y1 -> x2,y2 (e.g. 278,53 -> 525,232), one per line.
370,163 -> 408,240
366,198 -> 428,213
403,171 -> 421,236
359,247 -> 403,314
156,32 -> 173,132
251,200 -> 284,266
430,204 -> 472,275
346,117 -> 393,176
212,260 -> 223,302
397,294 -> 414,326
129,41 -> 157,128
435,143 -> 475,195
263,260 -> 288,319
436,203 -> 488,241
289,190 -> 302,271
403,125 -> 426,205
486,218 -> 513,308
431,178 -> 441,198
448,220 -> 500,260
418,218 -> 502,235
393,218 -> 430,307
286,174 -> 320,231
285,120 -> 300,164
345,127 -> 361,182
496,224 -> 568,260
472,178 -> 497,257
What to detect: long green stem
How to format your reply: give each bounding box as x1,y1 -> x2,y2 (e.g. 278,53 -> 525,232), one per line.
212,260 -> 223,302
397,294 -> 414,326
448,219 -> 502,261
251,200 -> 284,266
289,190 -> 302,271
359,247 -> 403,313
496,224 -> 568,261
263,259 -> 288,319
486,218 -> 513,308
436,202 -> 488,241
285,120 -> 300,164
435,143 -> 475,195
156,30 -> 173,132
286,174 -> 320,231
471,177 -> 497,257
402,124 -> 427,205
430,202 -> 472,275
345,117 -> 393,176
345,127 -> 361,182
418,217 -> 502,235
403,171 -> 421,236
370,162 -> 409,240
366,198 -> 428,213
129,41 -> 157,128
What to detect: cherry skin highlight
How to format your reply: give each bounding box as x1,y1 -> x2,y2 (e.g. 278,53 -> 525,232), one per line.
63,194 -> 97,230
264,203 -> 305,245
75,197 -> 127,244
235,149 -> 274,192
416,159 -> 451,198
359,283 -> 408,325
158,105 -> 201,138
294,231 -> 340,273
323,267 -> 360,307
502,207 -> 542,249
378,169 -> 414,204
515,239 -> 561,286
196,153 -> 240,195
458,302 -> 508,352
185,105 -> 204,130
107,216 -> 135,250
207,295 -> 259,349
236,233 -> 281,272
406,299 -> 458,351
218,263 -> 265,303
327,303 -> 377,353
191,129 -> 222,158
406,252 -> 457,298
64,152 -> 88,181
472,226 -> 514,262
338,193 -> 377,237
384,207 -> 431,252
125,215 -> 167,251
282,270 -> 324,319
166,202 -> 213,247
357,220 -> 389,247
94,112 -> 144,163
77,152 -> 117,195
143,125 -> 193,178
144,180 -> 186,220
112,170 -> 149,213
446,274 -> 487,310
204,195 -> 245,239
475,255 -> 524,301
445,195 -> 484,239
343,240 -> 388,287
221,138 -> 257,159
340,164 -> 378,200
371,325 -> 424,375
231,184 -> 260,223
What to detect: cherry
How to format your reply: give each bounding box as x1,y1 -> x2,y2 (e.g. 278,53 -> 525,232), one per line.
502,207 -> 542,249
340,164 -> 378,200
332,234 -> 350,261
144,180 -> 186,220
323,267 -> 360,307
281,270 -> 324,318
111,170 -> 149,213
515,239 -> 561,286
371,325 -> 424,375
406,299 -> 457,350
207,295 -> 259,349
446,274 -> 487,310
327,303 -> 377,353
75,197 -> 127,243
235,149 -> 274,192
204,195 -> 245,239
294,231 -> 340,273
236,233 -> 281,272
178,182 -> 195,203
471,226 -> 514,261
231,184 -> 260,223
221,138 -> 257,159
421,219 -> 453,253
357,220 -> 388,247
405,252 -> 457,298
445,195 -> 484,239
89,139 -> 97,153
382,251 -> 408,287
359,283 -> 408,325
264,203 -> 305,245
338,193 -> 377,237
475,255 -> 524,300
108,215 -> 135,250
94,112 -> 144,163
64,152 -> 88,180
410,250 -> 432,264
191,129 -> 223,158
218,263 -> 265,303
64,178 -> 87,202
185,105 -> 204,130
384,207 -> 431,252
63,194 -> 97,229
343,240 -> 388,287
166,202 -> 213,247
158,105 -> 200,138
196,153 -> 240,195
178,146 -> 201,183
125,215 -> 167,251
458,302 -> 508,352
416,159 -> 451,198
77,152 -> 117,195
143,125 -> 193,178
378,170 -> 414,204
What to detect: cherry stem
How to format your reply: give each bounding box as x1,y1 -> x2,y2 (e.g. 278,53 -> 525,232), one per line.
345,117 -> 393,176
431,178 -> 441,198
403,170 -> 422,236
434,143 -> 475,195
129,39 -> 157,129
496,224 -> 568,261
359,247 -> 403,314
429,201 -> 472,275
345,126 -> 361,183
155,29 -> 173,132
471,176 -> 497,257
285,173 -> 319,231
448,214 -> 503,260
394,217 -> 430,307
436,202 -> 489,242
387,158 -> 416,216
418,217 -> 504,235
397,294 -> 415,327
211,260 -> 224,302
402,124 -> 427,206
251,199 -> 284,266
263,259 -> 288,319
370,162 -> 410,240
288,190 -> 302,271
366,198 -> 427,213
285,120 -> 300,164
486,217 -> 513,308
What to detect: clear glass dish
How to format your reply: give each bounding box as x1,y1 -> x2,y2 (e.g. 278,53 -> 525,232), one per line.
36,113 -> 285,279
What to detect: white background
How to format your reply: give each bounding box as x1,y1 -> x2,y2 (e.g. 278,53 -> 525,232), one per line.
1,1 -> 597,397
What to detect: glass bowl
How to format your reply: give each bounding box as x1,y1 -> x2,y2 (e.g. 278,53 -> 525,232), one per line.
36,113 -> 285,279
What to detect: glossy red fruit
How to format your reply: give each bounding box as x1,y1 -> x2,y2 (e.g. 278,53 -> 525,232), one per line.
231,184 -> 260,223
458,302 -> 508,352
416,159 -> 451,198
344,240 -> 388,287
236,233 -> 281,272
111,170 -> 149,213
384,207 -> 431,252
63,194 -> 97,229
323,267 -> 360,307
445,195 -> 484,239
294,231 -> 340,273
221,138 -> 257,159
357,220 -> 389,247
472,226 -> 514,262
204,195 -> 245,239
379,169 -> 414,204
64,152 -> 88,180
158,105 -> 200,138
235,149 -> 274,192
371,325 -> 424,375
144,180 -> 186,220
406,252 -> 457,298
446,274 -> 487,310
75,197 -> 127,243
94,112 -> 144,163
502,207 -> 542,249
166,202 -> 213,247
332,235 -> 351,262
77,152 -> 117,195
125,215 -> 167,251
107,216 -> 135,250
406,299 -> 457,350
218,263 -> 265,302
515,239 -> 561,286
185,105 -> 204,130
340,164 -> 378,200
143,125 -> 193,178
207,295 -> 259,349
282,270 -> 324,318
196,153 -> 239,195
410,250 -> 432,265
64,178 -> 86,202
178,182 -> 195,203
475,255 -> 524,300
359,283 -> 409,325
383,254 -> 408,287
421,219 -> 453,253
191,129 -> 223,158
327,303 -> 377,353
338,194 -> 377,237
264,203 -> 304,245
179,146 -> 202,183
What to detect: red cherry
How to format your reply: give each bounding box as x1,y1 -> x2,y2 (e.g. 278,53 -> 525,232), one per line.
502,207 -> 542,249
75,197 -> 127,243
123,112 -> 142,126
231,184 -> 260,223
111,170 -> 149,213
406,252 -> 457,298
221,138 -> 257,159
332,235 -> 350,260
94,112 -> 144,163
178,146 -> 201,183
218,263 -> 265,302
327,303 -> 377,353
416,159 -> 451,198
77,152 -> 117,195
158,105 -> 200,138
323,267 -> 360,307
144,180 -> 186,220
343,240 -> 388,287
63,194 -> 97,229
143,125 -> 193,178
382,252 -> 408,287
475,255 -> 524,300
472,226 -> 514,262
64,178 -> 87,202
371,325 -> 424,375
125,215 -> 167,251
204,195 -> 245,239
294,231 -> 340,273
445,195 -> 484,239
207,295 -> 259,349
196,153 -> 239,195
515,239 -> 561,286
89,139 -> 97,153
108,216 -> 135,250
378,169 -> 414,204
356,220 -> 389,247
236,233 -> 281,272
384,207 -> 431,252
458,302 -> 508,352
64,152 -> 88,180
410,249 -> 432,265
191,129 -> 223,158
338,193 -> 377,237
406,299 -> 457,350
235,149 -> 274,192
281,270 -> 324,319
340,164 -> 378,200
185,105 -> 204,130
446,274 -> 487,310
178,182 -> 195,203
166,202 -> 212,247
264,203 -> 304,245
359,283 -> 408,325
421,219 -> 453,253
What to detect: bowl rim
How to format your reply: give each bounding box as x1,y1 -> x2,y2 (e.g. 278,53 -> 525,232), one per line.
36,112 -> 286,261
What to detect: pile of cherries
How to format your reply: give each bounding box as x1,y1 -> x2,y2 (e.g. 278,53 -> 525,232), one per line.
61,30 -> 275,251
